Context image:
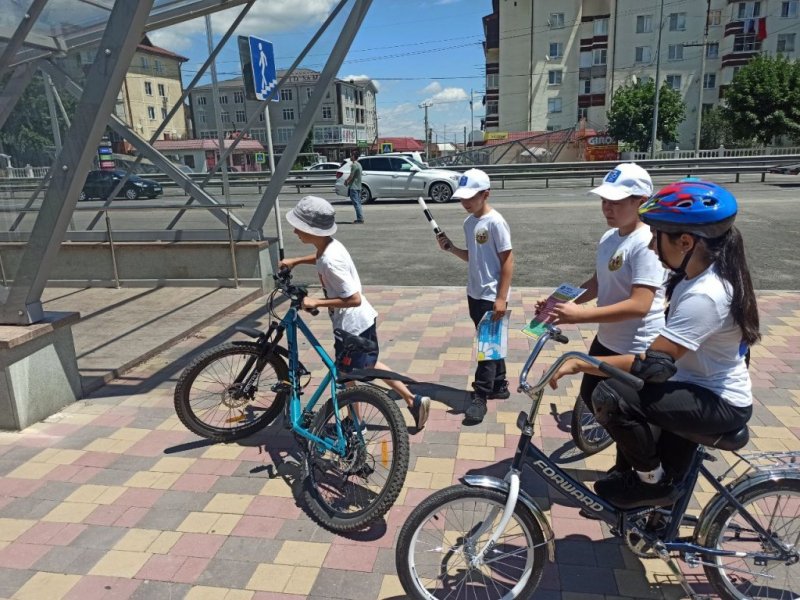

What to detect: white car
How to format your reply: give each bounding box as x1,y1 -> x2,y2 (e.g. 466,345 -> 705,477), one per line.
303,162 -> 341,171
334,155 -> 462,203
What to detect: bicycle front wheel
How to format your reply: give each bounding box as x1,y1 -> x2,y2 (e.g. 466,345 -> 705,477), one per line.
701,475 -> 800,600
174,341 -> 288,442
303,385 -> 409,532
570,395 -> 613,455
396,485 -> 547,600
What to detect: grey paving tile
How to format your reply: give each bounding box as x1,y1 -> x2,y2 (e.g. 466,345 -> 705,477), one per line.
29,481 -> 81,502
33,546 -> 106,574
0,498 -> 59,519
0,568 -> 34,598
86,467 -> 141,486
134,508 -> 192,531
555,539 -> 596,566
153,490 -> 215,512
71,524 -> 128,550
276,518 -> 337,543
129,580 -> 192,600
108,455 -> 161,473
310,569 -> 383,600
208,475 -> 267,495
194,558 -> 258,589
215,536 -> 283,563
559,564 -> 619,595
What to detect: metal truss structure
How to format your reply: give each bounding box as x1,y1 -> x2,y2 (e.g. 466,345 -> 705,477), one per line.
0,0 -> 373,324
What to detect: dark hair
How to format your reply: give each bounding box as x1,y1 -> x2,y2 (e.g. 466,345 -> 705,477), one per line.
665,226 -> 760,346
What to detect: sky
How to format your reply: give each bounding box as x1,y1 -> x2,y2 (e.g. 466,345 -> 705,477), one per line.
148,0 -> 490,143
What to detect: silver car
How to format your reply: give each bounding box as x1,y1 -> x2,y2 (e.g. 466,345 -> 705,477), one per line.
335,155 -> 462,203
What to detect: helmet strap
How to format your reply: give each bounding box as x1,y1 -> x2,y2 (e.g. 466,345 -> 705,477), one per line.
655,231 -> 695,275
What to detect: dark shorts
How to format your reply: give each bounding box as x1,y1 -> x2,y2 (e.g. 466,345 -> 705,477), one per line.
334,321 -> 379,372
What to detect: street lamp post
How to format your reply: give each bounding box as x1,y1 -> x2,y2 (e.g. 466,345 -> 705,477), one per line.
419,100 -> 432,160
649,0 -> 666,159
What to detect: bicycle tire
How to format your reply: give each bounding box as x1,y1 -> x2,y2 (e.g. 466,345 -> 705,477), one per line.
174,341 -> 288,442
303,385 -> 409,532
396,485 -> 547,600
700,475 -> 800,600
570,395 -> 614,455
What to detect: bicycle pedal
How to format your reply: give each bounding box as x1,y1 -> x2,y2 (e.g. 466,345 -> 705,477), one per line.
578,508 -> 602,520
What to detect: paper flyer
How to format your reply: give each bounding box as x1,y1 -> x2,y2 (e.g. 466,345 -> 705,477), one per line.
475,310 -> 511,361
522,284 -> 586,339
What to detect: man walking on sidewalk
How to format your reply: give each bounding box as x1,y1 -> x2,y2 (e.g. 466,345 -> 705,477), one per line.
345,149 -> 365,224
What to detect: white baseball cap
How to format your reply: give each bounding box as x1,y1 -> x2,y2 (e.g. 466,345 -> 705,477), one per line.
589,163 -> 653,201
452,168 -> 491,200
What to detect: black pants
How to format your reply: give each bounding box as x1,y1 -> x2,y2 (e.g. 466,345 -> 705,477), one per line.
593,378 -> 752,476
468,296 -> 506,398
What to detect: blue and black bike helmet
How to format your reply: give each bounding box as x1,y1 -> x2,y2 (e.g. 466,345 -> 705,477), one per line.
638,179 -> 738,239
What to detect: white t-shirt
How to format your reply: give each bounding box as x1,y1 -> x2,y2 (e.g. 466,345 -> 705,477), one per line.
660,266 -> 752,408
595,226 -> 667,354
463,209 -> 512,301
316,239 -> 378,335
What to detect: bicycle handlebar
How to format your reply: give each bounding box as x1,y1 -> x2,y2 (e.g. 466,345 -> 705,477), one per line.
273,267 -> 320,316
598,361 -> 644,391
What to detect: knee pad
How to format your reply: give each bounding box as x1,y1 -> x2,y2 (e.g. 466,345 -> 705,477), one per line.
591,380 -> 623,427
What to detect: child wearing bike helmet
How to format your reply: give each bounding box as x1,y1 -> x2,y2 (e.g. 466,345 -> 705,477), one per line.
542,163 -> 667,471
549,180 -> 759,509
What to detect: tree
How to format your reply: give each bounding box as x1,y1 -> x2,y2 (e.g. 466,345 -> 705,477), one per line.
699,106 -> 743,149
606,80 -> 686,153
0,72 -> 75,166
722,54 -> 800,146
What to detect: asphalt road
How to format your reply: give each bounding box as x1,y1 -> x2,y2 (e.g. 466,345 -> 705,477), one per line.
2,174 -> 798,289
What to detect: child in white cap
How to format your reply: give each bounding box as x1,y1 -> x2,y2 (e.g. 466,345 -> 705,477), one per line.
437,169 -> 514,424
280,196 -> 431,430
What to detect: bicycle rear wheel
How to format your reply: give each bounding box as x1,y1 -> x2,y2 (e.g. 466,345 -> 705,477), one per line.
174,341 -> 288,442
396,485 -> 546,599
701,475 -> 800,600
570,395 -> 613,455
303,385 -> 409,532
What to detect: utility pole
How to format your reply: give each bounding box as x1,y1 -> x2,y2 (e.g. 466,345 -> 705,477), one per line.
649,0 -> 666,159
688,0 -> 712,157
419,100 -> 432,160
463,126 -> 467,149
469,89 -> 474,148
205,15 -> 230,203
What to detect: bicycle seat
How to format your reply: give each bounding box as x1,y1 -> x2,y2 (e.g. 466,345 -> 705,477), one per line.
676,426 -> 749,451
334,329 -> 378,354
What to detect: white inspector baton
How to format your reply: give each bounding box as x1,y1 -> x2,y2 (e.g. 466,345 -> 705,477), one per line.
417,196 -> 451,250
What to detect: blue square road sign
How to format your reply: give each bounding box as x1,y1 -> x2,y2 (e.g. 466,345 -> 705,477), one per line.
248,36 -> 277,102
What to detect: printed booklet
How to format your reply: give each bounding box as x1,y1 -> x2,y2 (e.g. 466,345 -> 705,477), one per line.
475,310 -> 511,361
522,283 -> 586,339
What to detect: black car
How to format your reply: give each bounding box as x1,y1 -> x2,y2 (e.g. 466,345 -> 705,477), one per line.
79,170 -> 163,201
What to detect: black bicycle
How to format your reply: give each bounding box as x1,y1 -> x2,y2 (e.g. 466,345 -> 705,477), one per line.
396,326 -> 799,600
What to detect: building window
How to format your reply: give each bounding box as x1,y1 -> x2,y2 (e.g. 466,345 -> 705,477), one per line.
706,43 -> 719,58
140,56 -> 149,69
666,74 -> 682,90
668,44 -> 684,60
197,110 -> 206,124
487,73 -> 499,89
593,18 -> 609,36
322,105 -> 333,119
782,1 -> 799,17
282,108 -> 295,120
592,48 -> 607,65
219,95 -> 228,105
486,100 -> 498,115
547,98 -> 562,113
578,107 -> 589,120
258,112 -> 264,121
778,33 -> 796,52
276,127 -> 294,144
582,79 -> 591,94
548,70 -> 563,85
144,81 -> 152,96
157,83 -> 165,97
306,87 -> 314,100
280,88 -> 293,101
709,9 -> 722,25
546,124 -> 559,132
737,2 -> 761,19
733,34 -> 760,52
635,46 -> 652,63
548,42 -> 564,59
549,12 -> 565,28
220,111 -> 230,123
161,107 -> 168,119
234,91 -> 244,103
669,12 -> 686,31
235,109 -> 246,123
196,96 -> 207,105
147,106 -> 156,120
154,60 -> 164,74
704,73 -> 717,88
636,15 -> 653,33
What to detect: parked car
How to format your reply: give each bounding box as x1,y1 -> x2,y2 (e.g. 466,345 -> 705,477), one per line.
80,170 -> 163,201
381,151 -> 429,167
303,162 -> 341,171
334,155 -> 461,203
768,163 -> 800,175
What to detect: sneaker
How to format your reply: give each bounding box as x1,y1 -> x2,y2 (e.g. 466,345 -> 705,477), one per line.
353,219 -> 365,224
464,395 -> 488,424
594,470 -> 678,509
579,466 -> 631,519
488,381 -> 511,400
408,395 -> 431,430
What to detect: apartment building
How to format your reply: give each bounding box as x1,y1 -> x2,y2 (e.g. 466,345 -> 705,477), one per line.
483,0 -> 800,148
187,69 -> 379,163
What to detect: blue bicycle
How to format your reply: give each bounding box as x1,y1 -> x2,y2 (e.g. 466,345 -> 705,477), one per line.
174,269 -> 410,532
396,326 -> 800,600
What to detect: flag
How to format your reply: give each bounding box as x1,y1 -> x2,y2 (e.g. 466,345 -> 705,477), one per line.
756,16 -> 768,41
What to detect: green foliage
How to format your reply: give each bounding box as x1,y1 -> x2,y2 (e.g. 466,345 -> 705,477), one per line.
606,80 -> 686,153
722,54 -> 800,146
0,73 -> 76,166
699,106 -> 738,149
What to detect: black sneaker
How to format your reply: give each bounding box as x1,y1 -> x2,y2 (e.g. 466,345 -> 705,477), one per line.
579,466 -> 631,519
464,395 -> 488,424
408,395 -> 431,430
488,381 -> 511,400
595,470 -> 678,509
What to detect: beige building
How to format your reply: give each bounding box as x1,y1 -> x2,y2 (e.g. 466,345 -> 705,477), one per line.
483,0 -> 800,149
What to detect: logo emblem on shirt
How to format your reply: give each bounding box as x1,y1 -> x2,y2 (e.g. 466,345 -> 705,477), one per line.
608,251 -> 624,272
475,227 -> 489,244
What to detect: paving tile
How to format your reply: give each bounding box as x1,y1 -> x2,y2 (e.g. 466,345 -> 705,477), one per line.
194,557 -> 259,589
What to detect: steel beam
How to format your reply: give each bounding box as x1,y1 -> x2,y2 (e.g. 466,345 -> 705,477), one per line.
0,62 -> 37,130
0,0 -> 155,325
0,0 -> 49,77
249,0 -> 373,232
